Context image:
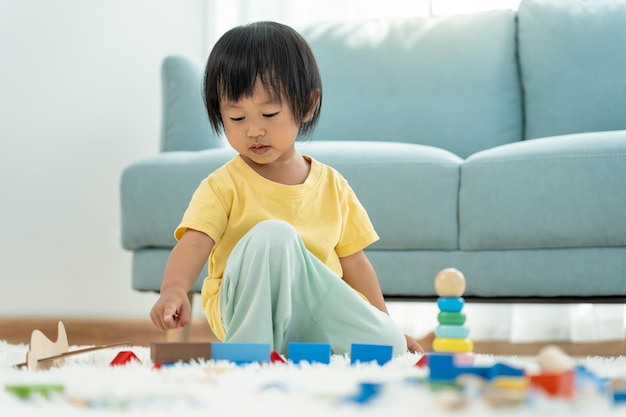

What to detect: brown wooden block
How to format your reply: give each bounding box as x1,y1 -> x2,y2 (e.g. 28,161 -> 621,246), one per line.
150,342 -> 212,363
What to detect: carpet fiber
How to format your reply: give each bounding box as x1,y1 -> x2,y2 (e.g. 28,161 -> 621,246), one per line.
1,341 -> 625,416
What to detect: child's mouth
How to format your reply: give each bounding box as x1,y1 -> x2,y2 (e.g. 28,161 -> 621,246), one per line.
251,145 -> 271,154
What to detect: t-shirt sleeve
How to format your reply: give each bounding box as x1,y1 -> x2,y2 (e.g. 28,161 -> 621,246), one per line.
174,175 -> 230,242
335,180 -> 379,258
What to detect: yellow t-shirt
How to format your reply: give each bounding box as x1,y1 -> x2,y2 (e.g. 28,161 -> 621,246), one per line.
175,155 -> 379,340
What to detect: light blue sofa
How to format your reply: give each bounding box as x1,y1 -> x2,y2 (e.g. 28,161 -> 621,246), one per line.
121,0 -> 626,303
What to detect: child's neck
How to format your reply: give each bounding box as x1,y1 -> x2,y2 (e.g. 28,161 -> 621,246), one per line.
241,153 -> 311,185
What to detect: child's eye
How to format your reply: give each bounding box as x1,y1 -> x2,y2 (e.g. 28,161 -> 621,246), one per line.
263,112 -> 279,118
229,116 -> 245,122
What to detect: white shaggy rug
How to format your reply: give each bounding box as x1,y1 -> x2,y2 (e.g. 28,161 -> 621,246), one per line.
1,340 -> 625,417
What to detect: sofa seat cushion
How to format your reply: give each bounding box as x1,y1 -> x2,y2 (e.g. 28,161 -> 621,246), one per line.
459,130 -> 626,250
121,141 -> 462,252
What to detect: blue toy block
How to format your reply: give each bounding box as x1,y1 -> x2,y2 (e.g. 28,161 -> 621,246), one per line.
288,342 -> 331,364
437,297 -> 465,313
456,365 -> 491,379
612,391 -> 626,404
350,343 -> 393,366
487,363 -> 525,381
576,366 -> 610,393
210,342 -> 270,365
427,353 -> 458,381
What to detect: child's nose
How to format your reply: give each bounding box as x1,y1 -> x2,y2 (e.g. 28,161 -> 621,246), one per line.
246,120 -> 266,138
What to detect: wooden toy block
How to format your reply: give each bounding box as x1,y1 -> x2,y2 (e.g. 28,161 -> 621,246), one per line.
437,311 -> 466,325
288,342 -> 331,364
110,351 -> 142,366
350,343 -> 393,366
14,321 -> 128,370
270,350 -> 287,363
210,342 -> 271,365
437,297 -> 465,313
487,363 -> 525,381
434,268 -> 466,297
433,337 -> 474,353
435,324 -> 470,339
428,353 -> 458,381
150,342 -> 212,364
529,371 -> 575,398
5,384 -> 65,399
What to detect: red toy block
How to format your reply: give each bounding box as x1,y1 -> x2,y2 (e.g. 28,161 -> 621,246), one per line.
529,371 -> 575,398
110,351 -> 142,366
270,350 -> 287,363
415,355 -> 428,368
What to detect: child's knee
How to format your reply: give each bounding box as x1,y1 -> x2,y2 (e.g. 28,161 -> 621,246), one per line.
245,220 -> 301,248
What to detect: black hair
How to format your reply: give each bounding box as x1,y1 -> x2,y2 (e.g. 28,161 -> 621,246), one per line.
203,21 -> 322,136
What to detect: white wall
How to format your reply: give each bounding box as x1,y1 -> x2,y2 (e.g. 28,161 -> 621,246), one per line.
0,0 -> 206,318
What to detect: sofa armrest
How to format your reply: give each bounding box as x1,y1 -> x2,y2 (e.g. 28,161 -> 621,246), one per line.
160,55 -> 224,152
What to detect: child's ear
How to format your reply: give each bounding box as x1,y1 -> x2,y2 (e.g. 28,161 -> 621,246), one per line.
303,89 -> 321,122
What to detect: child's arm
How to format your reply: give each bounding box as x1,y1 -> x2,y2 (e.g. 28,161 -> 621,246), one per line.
340,250 -> 424,354
150,229 -> 215,331
339,250 -> 388,314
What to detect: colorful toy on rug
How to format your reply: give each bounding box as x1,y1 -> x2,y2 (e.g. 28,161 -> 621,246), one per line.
433,267 -> 473,354
13,321 -> 129,370
150,341 -> 392,366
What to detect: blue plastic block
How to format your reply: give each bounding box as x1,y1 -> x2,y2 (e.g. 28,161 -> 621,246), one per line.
456,365 -> 491,379
350,344 -> 393,366
576,366 -> 610,393
345,382 -> 383,404
428,353 -> 458,381
288,342 -> 331,364
210,342 -> 270,364
437,297 -> 465,313
487,363 -> 525,380
612,390 -> 626,404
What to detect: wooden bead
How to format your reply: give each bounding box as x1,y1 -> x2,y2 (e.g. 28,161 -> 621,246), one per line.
435,268 -> 467,297
433,338 -> 474,353
438,311 -> 466,325
437,297 -> 464,313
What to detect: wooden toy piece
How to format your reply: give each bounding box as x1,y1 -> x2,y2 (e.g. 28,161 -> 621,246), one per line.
350,343 -> 393,366
437,311 -> 466,325
610,378 -> 626,404
437,297 -> 465,313
150,342 -> 212,364
433,337 -> 474,353
5,384 -> 65,399
211,342 -> 271,365
434,268 -> 466,297
270,350 -> 287,363
26,321 -> 69,371
435,324 -> 470,339
529,371 -> 575,398
288,342 -> 331,364
537,345 -> 575,373
15,321 -> 128,370
110,351 -> 142,366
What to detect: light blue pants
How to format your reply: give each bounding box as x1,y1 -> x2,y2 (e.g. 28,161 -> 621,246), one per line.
219,220 -> 407,356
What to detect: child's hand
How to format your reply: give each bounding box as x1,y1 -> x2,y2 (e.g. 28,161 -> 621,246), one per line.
405,334 -> 425,354
150,290 -> 191,331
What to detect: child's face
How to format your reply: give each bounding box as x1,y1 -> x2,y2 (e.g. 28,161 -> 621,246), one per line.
220,79 -> 301,166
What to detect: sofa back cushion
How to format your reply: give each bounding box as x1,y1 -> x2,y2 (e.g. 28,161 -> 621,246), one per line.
301,11 -> 522,158
518,0 -> 626,140
160,55 -> 222,152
